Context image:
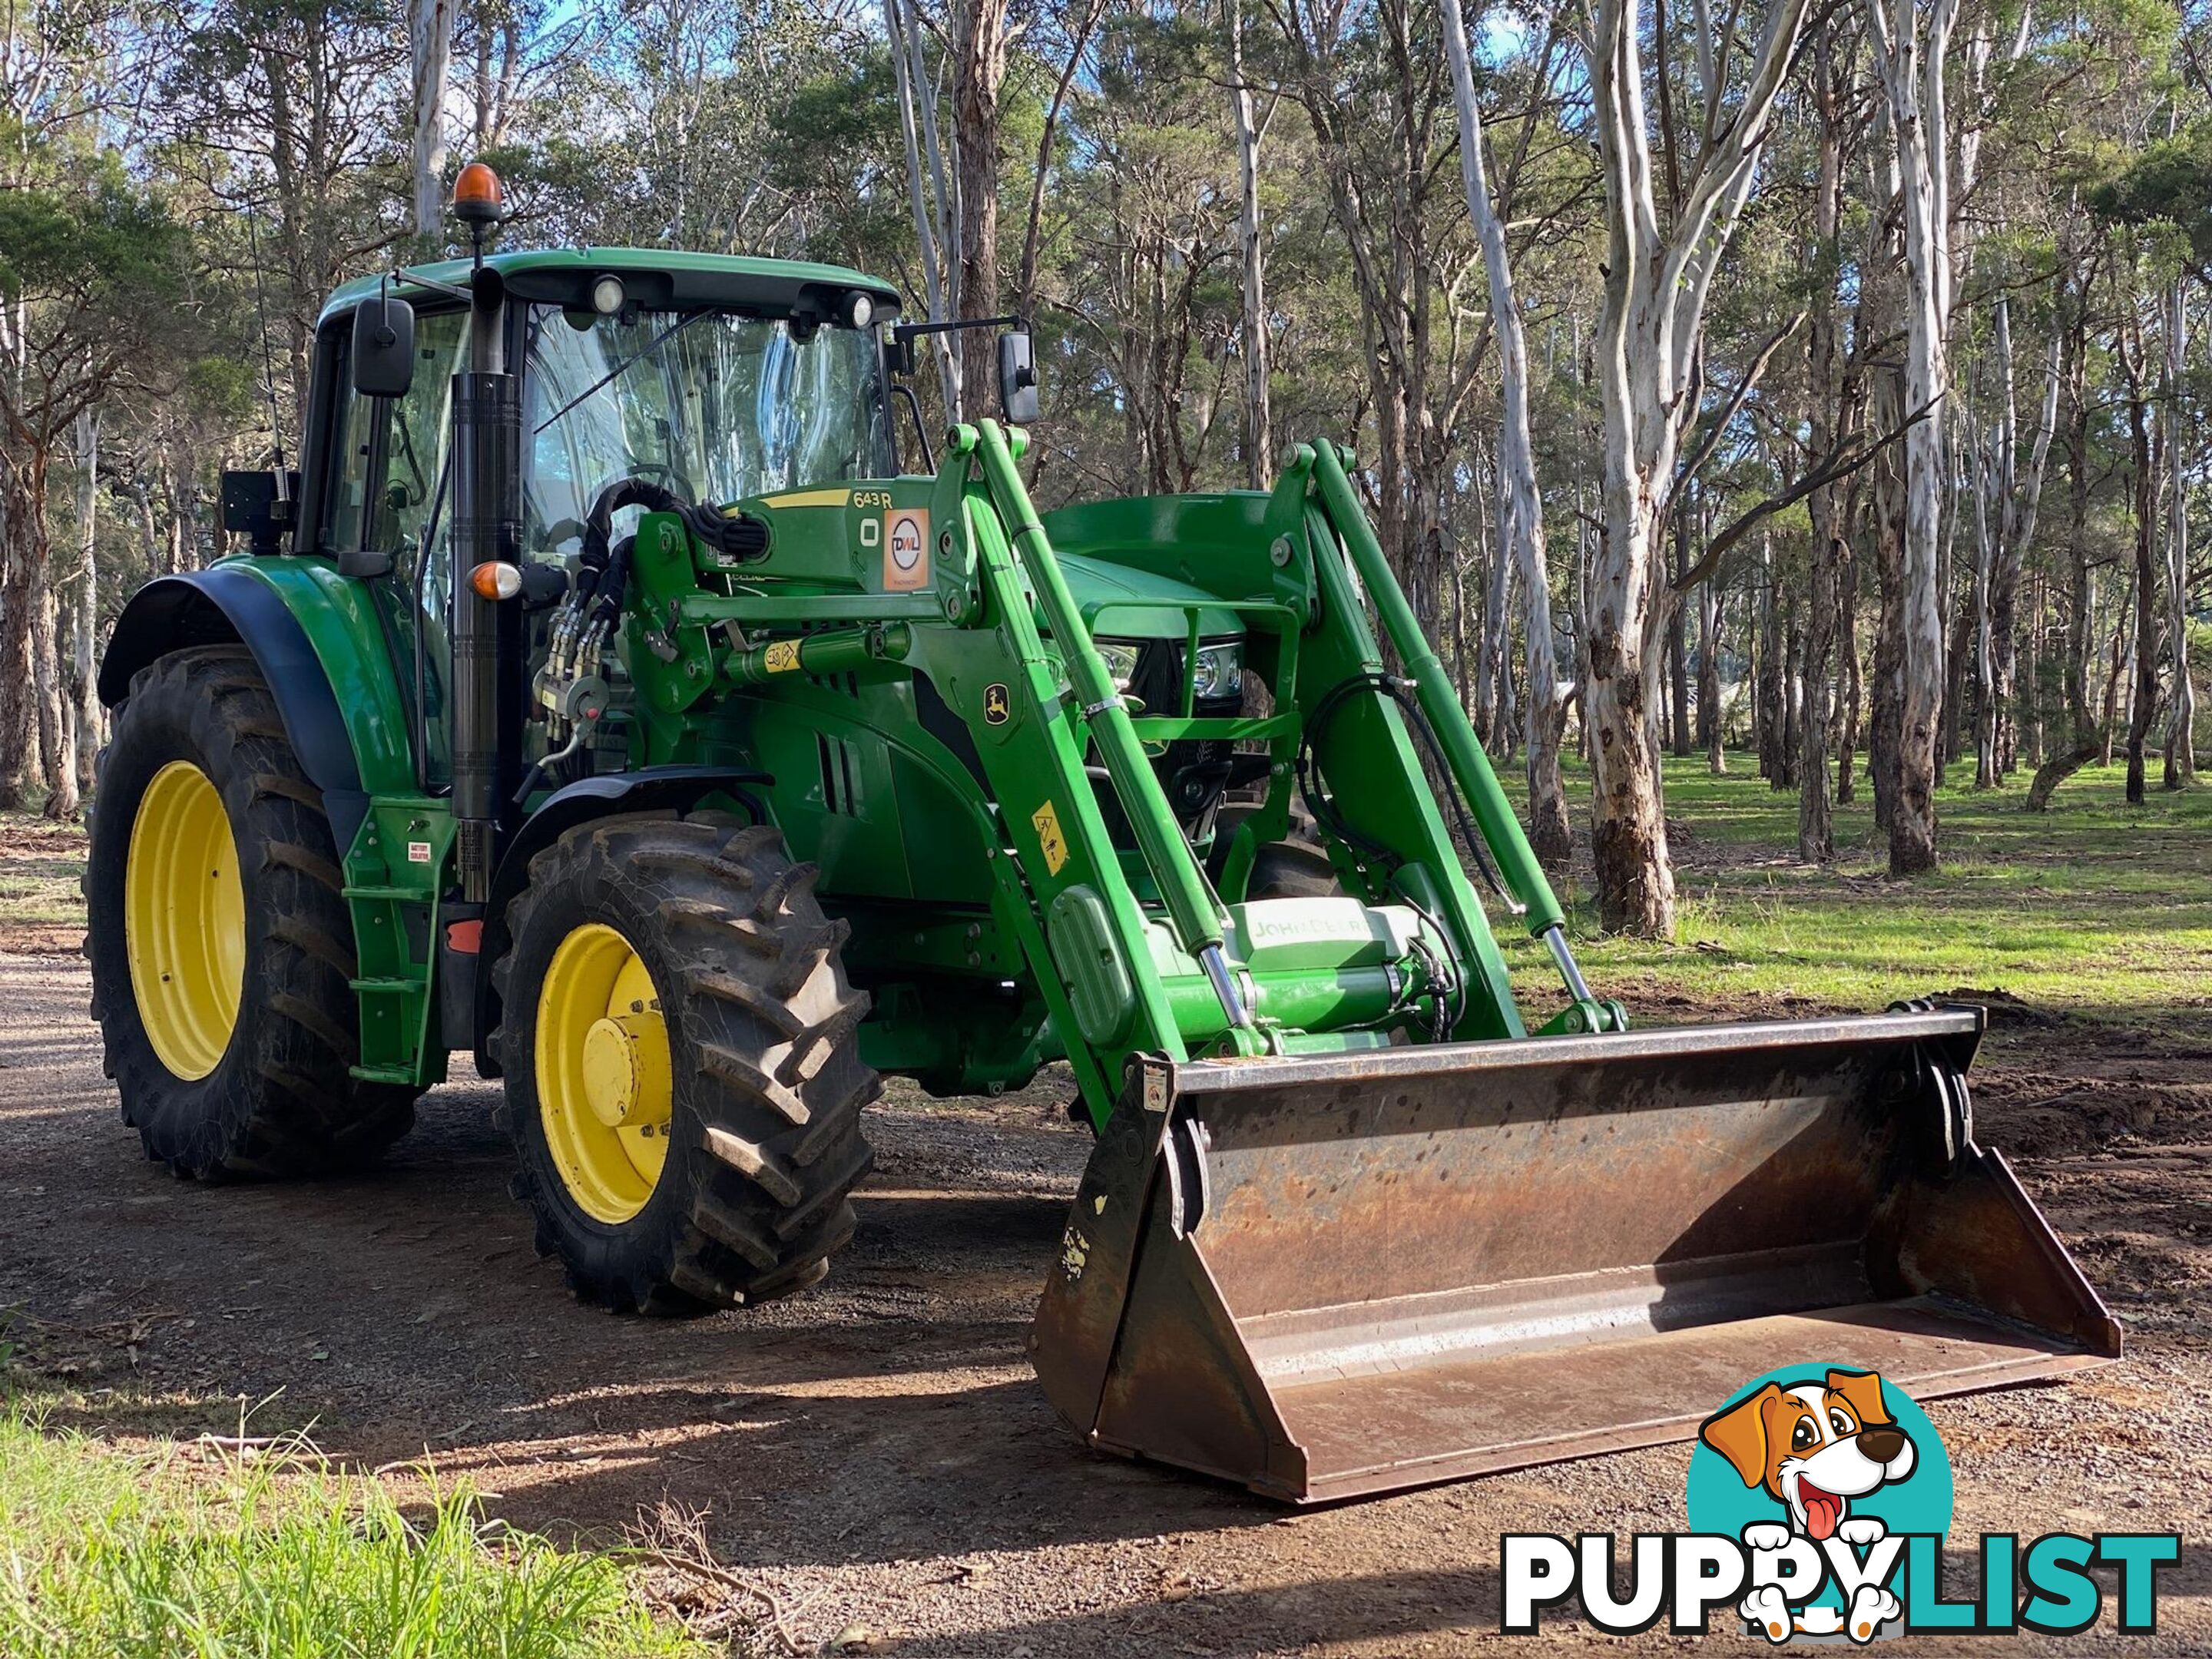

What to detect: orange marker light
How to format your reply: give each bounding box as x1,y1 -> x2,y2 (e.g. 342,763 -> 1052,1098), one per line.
452,161 -> 504,223
470,561 -> 521,601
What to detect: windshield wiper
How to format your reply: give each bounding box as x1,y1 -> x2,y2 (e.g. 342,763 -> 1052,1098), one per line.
532,309 -> 715,435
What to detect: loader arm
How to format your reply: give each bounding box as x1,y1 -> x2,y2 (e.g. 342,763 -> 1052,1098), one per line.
89,208 -> 2113,1505
949,422 -> 1621,1114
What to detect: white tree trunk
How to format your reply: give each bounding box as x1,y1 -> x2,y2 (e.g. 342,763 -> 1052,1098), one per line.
1580,0 -> 1811,935
33,569 -> 73,818
1227,0 -> 1271,489
2167,280 -> 2196,783
1866,0 -> 1960,873
1989,296 -> 2060,773
1442,0 -> 1568,864
409,0 -> 456,237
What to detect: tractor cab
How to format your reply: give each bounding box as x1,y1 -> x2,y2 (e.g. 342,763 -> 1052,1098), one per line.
304,248 -> 904,796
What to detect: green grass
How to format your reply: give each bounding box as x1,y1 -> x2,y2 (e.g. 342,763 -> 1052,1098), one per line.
1504,752 -> 2212,1026
0,1410 -> 706,1659
0,810 -> 88,931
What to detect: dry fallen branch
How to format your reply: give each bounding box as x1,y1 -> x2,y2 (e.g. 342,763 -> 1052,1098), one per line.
631,1499 -> 810,1657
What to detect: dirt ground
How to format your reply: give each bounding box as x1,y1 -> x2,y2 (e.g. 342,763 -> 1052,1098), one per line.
3,900 -> 2208,1653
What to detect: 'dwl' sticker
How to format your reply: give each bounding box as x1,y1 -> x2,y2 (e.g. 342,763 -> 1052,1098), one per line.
883,508 -> 930,591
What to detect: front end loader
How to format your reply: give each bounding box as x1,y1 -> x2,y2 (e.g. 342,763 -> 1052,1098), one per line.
85,168 -> 2117,1502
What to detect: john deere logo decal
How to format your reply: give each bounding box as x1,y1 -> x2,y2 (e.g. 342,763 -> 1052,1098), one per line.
1500,1364 -> 2178,1641
983,683 -> 1011,726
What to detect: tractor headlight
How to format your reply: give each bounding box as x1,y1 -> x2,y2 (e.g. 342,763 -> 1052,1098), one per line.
1095,641 -> 1142,692
1192,641 -> 1243,700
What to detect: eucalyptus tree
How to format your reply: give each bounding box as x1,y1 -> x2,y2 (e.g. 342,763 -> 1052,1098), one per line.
1975,291 -> 2061,787
1862,0 -> 1962,873
1441,0 -> 1571,865
1225,0 -> 1272,488
1578,0 -> 1814,935
1041,8 -> 1245,498
1261,0 -> 1489,643
2,0 -> 182,815
157,0 -> 412,414
949,0 -> 1010,396
409,0 -> 455,235
0,157 -> 184,816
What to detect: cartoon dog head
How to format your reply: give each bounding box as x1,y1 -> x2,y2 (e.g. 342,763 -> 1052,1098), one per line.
1699,1369 -> 1916,1541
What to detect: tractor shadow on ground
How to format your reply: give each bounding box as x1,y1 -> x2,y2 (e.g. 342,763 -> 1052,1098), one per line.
304,1115 -> 1286,1566
884,1566 -> 1513,1657
350,1181 -> 1292,1567
418,1368 -> 1288,1568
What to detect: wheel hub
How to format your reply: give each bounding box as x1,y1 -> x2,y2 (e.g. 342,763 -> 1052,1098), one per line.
124,759 -> 244,1081
535,922 -> 674,1224
581,1011 -> 669,1128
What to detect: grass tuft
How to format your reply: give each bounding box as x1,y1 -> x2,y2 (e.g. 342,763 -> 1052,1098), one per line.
0,1412 -> 705,1659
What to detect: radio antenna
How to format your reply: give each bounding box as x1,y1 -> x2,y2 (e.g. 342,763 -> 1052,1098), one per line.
245,207 -> 289,502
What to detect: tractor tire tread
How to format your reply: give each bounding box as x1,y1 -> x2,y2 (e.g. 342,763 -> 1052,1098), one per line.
498,810 -> 876,1314
83,646 -> 419,1181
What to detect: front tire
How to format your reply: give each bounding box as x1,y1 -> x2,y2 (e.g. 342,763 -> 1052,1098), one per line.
495,813 -> 879,1313
84,646 -> 419,1178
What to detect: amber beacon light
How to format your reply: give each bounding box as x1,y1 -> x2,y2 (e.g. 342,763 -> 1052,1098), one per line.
452,161 -> 505,226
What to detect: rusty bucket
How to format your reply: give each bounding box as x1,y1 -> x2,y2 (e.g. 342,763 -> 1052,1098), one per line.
1030,1006 -> 2118,1502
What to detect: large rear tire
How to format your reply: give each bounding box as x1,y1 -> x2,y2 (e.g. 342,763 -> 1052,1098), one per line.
494,813 -> 879,1313
84,646 -> 419,1178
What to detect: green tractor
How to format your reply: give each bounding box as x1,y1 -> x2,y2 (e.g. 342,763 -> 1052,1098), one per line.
85,171 -> 2117,1501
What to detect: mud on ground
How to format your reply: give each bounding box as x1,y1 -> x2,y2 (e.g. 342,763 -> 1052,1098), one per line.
2,912 -> 2207,1653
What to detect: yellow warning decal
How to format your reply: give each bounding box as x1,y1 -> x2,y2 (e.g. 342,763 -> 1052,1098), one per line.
760,488 -> 851,510
763,639 -> 804,674
1031,801 -> 1069,876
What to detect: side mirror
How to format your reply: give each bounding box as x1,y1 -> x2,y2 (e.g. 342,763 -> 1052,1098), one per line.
998,327 -> 1039,426
352,293 -> 416,399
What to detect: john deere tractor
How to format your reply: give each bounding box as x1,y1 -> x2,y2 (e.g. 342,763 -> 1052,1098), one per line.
86,168 -> 2117,1501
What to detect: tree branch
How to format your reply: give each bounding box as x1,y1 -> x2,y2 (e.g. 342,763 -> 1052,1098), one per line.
1661,310 -> 1806,518
1674,394 -> 1938,590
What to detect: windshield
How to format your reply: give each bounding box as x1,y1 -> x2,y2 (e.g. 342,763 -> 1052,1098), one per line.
522,306 -> 892,548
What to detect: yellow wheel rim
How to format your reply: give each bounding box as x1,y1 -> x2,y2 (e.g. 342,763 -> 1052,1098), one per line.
535,922 -> 673,1224
124,760 -> 245,1081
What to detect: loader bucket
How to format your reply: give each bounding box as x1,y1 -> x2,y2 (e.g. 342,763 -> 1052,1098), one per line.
1030,1006 -> 2118,1503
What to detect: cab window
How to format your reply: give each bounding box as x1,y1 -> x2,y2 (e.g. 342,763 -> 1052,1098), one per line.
318,306 -> 470,783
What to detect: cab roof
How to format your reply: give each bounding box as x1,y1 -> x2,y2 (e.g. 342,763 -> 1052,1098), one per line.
320,247 -> 903,329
